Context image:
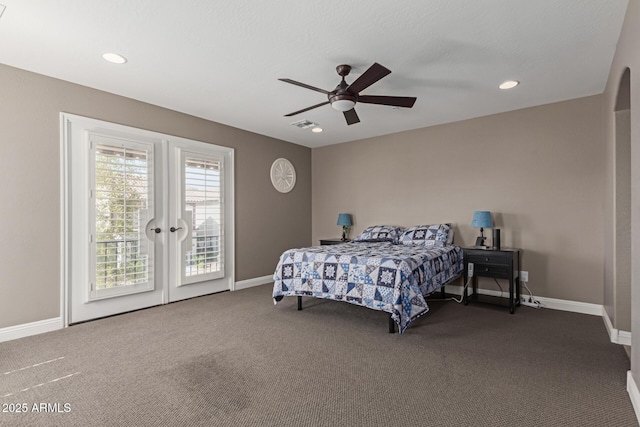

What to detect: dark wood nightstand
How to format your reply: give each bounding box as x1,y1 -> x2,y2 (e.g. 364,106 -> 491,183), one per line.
462,248 -> 521,313
319,238 -> 350,245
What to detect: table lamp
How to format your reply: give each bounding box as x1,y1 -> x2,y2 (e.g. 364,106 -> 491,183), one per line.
337,213 -> 352,241
471,211 -> 493,247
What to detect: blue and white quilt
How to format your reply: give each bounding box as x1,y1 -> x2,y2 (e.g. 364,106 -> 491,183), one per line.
272,242 -> 463,333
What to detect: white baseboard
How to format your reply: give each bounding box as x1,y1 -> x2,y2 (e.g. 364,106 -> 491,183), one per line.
234,275 -> 272,291
0,317 -> 63,343
619,330 -> 633,346
443,284 -> 602,316
530,295 -> 602,316
602,307 -> 633,346
627,371 -> 640,424
603,306 -> 616,339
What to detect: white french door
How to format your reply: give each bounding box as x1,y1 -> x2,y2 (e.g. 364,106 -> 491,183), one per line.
167,143 -> 228,301
62,114 -> 234,324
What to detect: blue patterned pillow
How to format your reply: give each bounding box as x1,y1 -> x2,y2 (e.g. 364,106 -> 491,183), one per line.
399,224 -> 451,247
353,225 -> 405,244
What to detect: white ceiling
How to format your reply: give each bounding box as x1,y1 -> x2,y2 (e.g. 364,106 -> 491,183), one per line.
0,0 -> 628,148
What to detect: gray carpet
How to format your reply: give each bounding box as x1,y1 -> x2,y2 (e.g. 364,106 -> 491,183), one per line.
0,284 -> 637,427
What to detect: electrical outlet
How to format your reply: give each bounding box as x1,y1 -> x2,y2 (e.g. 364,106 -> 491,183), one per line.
520,271 -> 529,282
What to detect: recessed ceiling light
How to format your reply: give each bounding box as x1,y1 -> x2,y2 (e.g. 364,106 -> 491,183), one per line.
499,80 -> 519,90
312,127 -> 323,133
102,53 -> 127,64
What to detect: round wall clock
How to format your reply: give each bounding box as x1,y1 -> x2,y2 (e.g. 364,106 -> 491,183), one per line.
270,158 -> 296,193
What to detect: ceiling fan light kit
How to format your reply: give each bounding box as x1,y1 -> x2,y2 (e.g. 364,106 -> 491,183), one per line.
331,99 -> 356,112
279,62 -> 417,125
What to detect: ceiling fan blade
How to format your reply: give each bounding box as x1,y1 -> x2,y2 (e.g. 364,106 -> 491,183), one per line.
278,78 -> 330,94
284,101 -> 330,117
343,108 -> 360,125
346,63 -> 391,94
358,95 -> 417,108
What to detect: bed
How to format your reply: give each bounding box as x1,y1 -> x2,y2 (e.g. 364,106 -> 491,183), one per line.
272,224 -> 464,334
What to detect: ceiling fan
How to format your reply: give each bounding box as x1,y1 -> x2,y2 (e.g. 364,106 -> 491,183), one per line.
279,63 -> 417,125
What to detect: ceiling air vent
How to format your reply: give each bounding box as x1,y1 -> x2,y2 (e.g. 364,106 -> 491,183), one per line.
290,119 -> 317,129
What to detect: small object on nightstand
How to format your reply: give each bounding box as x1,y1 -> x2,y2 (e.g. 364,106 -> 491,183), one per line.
492,229 -> 501,250
337,213 -> 352,241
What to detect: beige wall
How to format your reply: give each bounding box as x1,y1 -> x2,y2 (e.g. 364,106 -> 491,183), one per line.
312,95 -> 605,303
615,109 -> 631,331
602,0 -> 640,381
0,64 -> 311,329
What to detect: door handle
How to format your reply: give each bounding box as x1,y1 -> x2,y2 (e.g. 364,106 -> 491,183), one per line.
170,226 -> 183,232
150,227 -> 161,233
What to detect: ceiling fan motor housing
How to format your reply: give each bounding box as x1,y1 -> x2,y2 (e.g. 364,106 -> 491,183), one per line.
329,91 -> 357,103
329,79 -> 357,111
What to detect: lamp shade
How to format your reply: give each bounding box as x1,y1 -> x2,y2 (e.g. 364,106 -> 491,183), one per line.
337,213 -> 352,226
471,211 -> 493,228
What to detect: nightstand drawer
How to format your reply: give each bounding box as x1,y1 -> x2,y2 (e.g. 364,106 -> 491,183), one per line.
475,264 -> 510,277
320,239 -> 350,245
466,253 -> 510,265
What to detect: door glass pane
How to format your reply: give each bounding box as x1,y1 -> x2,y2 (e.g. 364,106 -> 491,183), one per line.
95,144 -> 151,289
184,157 -> 222,278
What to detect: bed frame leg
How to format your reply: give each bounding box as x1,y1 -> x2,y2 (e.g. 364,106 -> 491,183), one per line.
441,285 -> 446,299
297,296 -> 302,311
388,314 -> 396,333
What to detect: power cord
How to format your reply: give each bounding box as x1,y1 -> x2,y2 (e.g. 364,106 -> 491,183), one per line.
427,277 -> 471,304
493,278 -> 504,298
450,262 -> 474,304
450,276 -> 472,304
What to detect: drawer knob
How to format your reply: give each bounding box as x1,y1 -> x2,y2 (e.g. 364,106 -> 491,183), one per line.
485,268 -> 489,272
484,257 -> 489,261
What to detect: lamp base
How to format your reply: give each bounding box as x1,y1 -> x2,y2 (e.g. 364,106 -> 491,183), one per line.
474,236 -> 485,247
